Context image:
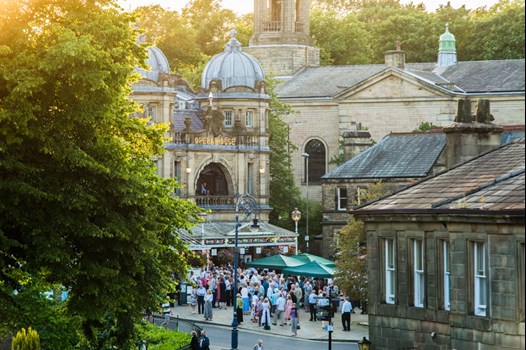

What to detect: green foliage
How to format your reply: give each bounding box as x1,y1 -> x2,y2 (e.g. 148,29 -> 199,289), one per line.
0,0 -> 201,348
328,139 -> 345,166
136,322 -> 191,350
11,327 -> 40,350
266,77 -> 302,230
336,182 -> 393,299
413,121 -> 434,133
311,9 -> 373,65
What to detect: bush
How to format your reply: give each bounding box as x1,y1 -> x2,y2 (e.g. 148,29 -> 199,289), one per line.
136,322 -> 190,350
11,327 -> 40,350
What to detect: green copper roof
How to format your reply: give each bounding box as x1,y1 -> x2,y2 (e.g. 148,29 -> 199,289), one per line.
439,24 -> 456,52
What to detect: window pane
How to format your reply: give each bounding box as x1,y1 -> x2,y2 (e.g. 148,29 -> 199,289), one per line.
224,111 -> 233,127
305,139 -> 326,183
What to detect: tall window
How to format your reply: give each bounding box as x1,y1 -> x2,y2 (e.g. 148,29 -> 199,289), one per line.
148,105 -> 157,122
385,239 -> 396,304
440,240 -> 451,311
474,241 -> 487,316
304,139 -> 326,184
247,163 -> 253,195
413,239 -> 425,308
224,111 -> 233,128
246,111 -> 253,128
336,187 -> 348,211
174,161 -> 181,195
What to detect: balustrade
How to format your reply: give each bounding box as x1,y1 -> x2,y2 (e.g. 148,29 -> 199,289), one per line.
263,21 -> 281,32
195,195 -> 236,207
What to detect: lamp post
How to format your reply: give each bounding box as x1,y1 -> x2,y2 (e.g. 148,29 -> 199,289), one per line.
291,208 -> 301,255
231,194 -> 257,350
302,153 -> 310,252
358,336 -> 371,350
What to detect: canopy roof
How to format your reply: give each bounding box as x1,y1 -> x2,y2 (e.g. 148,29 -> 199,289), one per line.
293,253 -> 336,268
246,254 -> 304,270
282,261 -> 336,278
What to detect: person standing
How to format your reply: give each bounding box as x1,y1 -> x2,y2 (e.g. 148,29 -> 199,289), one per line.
190,330 -> 200,350
308,290 -> 317,321
190,286 -> 198,314
341,296 -> 353,331
197,283 -> 206,314
290,305 -> 299,336
161,299 -> 171,328
199,330 -> 210,350
252,339 -> 264,350
236,293 -> 244,324
204,289 -> 213,321
273,291 -> 286,326
261,297 -> 272,330
283,294 -> 293,326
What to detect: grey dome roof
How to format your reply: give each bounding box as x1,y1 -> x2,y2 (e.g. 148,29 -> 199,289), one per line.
137,45 -> 171,82
201,30 -> 265,91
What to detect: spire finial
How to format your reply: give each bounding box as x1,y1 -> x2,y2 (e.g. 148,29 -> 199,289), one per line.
445,23 -> 449,31
230,29 -> 237,39
395,40 -> 401,51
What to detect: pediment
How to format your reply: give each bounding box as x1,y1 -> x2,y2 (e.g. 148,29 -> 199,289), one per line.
334,68 -> 452,101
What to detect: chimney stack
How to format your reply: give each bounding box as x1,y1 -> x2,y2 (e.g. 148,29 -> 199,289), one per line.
384,41 -> 405,69
342,122 -> 373,162
443,99 -> 503,168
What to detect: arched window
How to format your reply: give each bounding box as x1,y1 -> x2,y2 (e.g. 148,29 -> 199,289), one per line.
304,139 -> 326,184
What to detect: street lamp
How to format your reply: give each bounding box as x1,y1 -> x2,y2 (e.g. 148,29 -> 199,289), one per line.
358,337 -> 372,350
231,194 -> 257,350
291,208 -> 301,255
302,152 -> 310,252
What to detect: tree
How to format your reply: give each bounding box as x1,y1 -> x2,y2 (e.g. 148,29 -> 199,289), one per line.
335,182 -> 393,301
310,9 -> 373,65
266,77 -> 302,230
0,0 -> 200,347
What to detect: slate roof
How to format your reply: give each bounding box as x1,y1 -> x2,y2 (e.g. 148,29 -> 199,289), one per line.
173,110 -> 205,132
276,59 -> 525,98
355,141 -> 525,214
322,133 -> 446,179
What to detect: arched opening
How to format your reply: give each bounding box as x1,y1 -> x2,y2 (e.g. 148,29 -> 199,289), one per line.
305,139 -> 326,184
197,163 -> 229,196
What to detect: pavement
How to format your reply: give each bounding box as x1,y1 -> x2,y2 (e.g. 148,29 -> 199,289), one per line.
168,302 -> 369,348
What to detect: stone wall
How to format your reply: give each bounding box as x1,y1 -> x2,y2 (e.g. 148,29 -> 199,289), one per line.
363,217 -> 525,350
246,45 -> 320,77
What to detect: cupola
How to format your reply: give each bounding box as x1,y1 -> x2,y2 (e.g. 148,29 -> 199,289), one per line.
201,30 -> 265,92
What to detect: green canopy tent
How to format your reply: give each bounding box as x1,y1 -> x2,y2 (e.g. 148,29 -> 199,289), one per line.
246,254 -> 304,270
282,261 -> 336,278
293,252 -> 336,268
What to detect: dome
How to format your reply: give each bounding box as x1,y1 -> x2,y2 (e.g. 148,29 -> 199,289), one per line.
137,45 -> 171,82
201,30 -> 265,91
439,24 -> 456,52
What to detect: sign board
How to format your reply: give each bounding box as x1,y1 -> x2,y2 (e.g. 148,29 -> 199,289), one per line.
324,325 -> 334,332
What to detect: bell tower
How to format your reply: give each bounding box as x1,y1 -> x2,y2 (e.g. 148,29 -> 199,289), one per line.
246,0 -> 320,77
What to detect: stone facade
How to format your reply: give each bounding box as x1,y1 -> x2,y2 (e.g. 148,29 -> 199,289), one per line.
361,216 -> 525,350
246,0 -> 320,77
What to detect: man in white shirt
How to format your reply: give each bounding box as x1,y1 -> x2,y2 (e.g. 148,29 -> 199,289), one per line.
252,339 -> 264,350
273,292 -> 286,326
341,296 -> 353,331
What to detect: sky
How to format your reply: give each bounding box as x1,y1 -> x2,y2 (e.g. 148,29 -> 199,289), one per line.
118,0 -> 501,13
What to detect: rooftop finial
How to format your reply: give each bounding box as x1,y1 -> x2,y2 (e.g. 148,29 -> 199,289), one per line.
396,40 -> 401,51
225,29 -> 242,52
445,23 -> 449,32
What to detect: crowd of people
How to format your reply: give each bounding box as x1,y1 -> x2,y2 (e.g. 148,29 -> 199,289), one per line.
184,264 -> 353,336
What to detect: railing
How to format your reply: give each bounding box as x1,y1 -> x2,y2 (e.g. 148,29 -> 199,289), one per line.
195,195 -> 236,207
263,21 -> 281,32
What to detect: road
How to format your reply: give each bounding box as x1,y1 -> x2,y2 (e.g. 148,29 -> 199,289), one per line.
202,323 -> 359,350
